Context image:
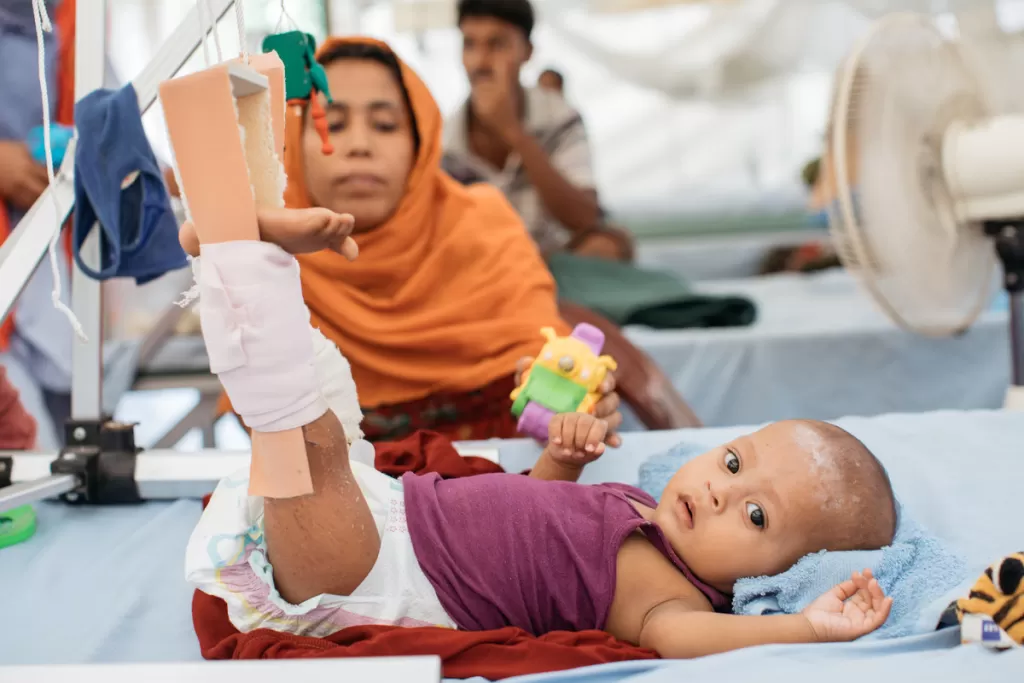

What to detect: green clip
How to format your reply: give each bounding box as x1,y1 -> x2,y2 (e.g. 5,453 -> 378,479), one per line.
0,505 -> 37,550
261,31 -> 333,104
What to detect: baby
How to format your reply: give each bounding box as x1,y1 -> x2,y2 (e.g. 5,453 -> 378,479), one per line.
184,210 -> 895,659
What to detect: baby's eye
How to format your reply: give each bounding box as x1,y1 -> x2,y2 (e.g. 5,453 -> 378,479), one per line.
724,451 -> 740,474
747,502 -> 765,529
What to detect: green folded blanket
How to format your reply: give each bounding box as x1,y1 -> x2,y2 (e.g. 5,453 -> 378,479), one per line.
547,252 -> 756,329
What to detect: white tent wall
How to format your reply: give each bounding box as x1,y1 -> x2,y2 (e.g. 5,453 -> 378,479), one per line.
97,0 -> 1024,222
93,0 -> 1024,338
324,0 -> 1024,219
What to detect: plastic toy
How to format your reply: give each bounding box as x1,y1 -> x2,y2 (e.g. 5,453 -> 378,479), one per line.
0,505 -> 36,549
27,124 -> 74,168
955,551 -> 1023,648
261,31 -> 334,156
261,31 -> 331,103
511,324 -> 618,440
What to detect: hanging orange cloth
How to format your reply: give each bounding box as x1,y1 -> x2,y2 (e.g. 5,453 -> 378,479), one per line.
0,0 -> 77,351
281,37 -> 568,409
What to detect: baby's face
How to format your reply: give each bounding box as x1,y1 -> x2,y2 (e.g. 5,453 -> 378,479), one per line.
653,421 -> 837,594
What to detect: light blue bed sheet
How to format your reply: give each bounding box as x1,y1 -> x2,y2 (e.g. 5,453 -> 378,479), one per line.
1,410 -> 1021,682
626,270 -> 1009,427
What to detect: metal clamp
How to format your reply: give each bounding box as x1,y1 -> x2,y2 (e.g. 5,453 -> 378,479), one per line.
49,419 -> 143,505
0,455 -> 11,489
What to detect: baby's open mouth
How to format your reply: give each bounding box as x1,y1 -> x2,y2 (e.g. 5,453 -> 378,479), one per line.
677,495 -> 695,529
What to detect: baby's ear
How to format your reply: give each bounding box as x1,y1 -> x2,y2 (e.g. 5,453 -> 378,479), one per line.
540,327 -> 558,342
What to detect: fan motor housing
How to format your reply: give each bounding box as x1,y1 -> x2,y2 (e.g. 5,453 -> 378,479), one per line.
943,115 -> 1024,222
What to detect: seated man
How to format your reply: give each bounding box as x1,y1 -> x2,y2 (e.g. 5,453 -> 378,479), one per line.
441,0 -> 633,262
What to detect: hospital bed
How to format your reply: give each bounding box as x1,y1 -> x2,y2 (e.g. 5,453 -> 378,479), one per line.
626,269 -> 1010,426
2,409 -> 1021,681
621,190 -> 825,282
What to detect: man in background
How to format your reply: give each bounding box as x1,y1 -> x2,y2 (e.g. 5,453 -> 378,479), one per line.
442,0 -> 633,261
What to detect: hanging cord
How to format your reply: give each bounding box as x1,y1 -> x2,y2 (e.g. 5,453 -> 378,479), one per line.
196,0 -> 211,66
207,0 -> 224,62
234,0 -> 249,63
206,0 -> 224,63
30,0 -> 86,342
273,0 -> 299,33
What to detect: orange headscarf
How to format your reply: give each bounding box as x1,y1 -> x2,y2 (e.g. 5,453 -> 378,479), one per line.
288,37 -> 568,408
0,0 -> 77,350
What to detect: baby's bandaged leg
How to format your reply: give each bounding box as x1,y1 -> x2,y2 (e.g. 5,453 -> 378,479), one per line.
198,241 -> 380,604
199,241 -> 326,498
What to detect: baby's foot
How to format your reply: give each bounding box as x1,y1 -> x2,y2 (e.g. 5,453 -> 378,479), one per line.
179,207 -> 358,260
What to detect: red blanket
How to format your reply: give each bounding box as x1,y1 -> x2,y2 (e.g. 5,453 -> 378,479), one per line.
192,430 -> 659,679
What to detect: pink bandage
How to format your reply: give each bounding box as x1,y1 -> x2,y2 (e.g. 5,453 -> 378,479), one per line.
199,241 -> 327,497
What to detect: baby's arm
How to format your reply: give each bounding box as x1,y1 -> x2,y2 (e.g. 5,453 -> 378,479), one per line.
529,412 -> 609,482
639,602 -> 818,658
610,537 -> 891,658
642,568 -> 890,658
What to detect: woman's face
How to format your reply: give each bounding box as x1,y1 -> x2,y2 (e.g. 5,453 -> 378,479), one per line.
303,58 -> 416,233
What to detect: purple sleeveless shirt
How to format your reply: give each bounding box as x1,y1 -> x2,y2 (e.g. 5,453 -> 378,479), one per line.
402,472 -> 730,634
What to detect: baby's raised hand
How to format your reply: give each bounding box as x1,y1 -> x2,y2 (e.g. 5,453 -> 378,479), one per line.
802,569 -> 892,642
546,412 -> 609,467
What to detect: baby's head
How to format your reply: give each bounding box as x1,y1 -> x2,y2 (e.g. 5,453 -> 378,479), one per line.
654,419 -> 896,594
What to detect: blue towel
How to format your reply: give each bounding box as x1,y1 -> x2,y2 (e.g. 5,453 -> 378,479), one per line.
73,83 -> 188,284
638,441 -> 971,640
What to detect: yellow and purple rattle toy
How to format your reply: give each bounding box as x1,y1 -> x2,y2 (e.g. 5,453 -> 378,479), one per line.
511,324 -> 618,441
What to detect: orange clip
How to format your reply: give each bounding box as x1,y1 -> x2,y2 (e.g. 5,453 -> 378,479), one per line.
308,90 -> 334,156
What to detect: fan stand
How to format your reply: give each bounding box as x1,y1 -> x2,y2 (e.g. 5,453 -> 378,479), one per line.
984,220 -> 1024,411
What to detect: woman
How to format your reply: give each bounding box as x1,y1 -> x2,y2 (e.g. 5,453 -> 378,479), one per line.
195,37 -> 622,445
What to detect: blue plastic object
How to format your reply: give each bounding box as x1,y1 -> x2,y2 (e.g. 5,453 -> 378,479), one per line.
27,124 -> 74,168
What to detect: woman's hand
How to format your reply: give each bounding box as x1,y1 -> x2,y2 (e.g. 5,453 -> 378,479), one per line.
802,569 -> 892,642
515,356 -> 624,448
178,208 -> 358,260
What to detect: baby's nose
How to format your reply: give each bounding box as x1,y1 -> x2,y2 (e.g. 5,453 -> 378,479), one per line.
704,480 -> 722,511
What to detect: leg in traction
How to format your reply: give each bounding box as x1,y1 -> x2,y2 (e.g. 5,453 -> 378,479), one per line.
188,233 -> 376,604
264,409 -> 381,605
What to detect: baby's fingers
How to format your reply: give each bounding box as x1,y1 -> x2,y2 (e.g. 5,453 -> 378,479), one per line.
560,414 -> 581,455
867,577 -> 886,603
876,596 -> 894,622
578,416 -> 607,456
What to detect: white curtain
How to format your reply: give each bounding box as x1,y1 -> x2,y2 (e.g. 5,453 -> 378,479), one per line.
540,0 -> 1019,103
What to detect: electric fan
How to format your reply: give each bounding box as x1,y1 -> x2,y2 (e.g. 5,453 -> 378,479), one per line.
825,12 -> 1024,411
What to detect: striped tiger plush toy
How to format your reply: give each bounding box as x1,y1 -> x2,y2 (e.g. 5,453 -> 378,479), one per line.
955,552 -> 1024,646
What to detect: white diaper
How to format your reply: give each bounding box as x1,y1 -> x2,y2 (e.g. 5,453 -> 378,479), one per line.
185,459 -> 457,637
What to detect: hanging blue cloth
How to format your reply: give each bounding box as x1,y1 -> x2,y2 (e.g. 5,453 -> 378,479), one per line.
73,83 -> 188,284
